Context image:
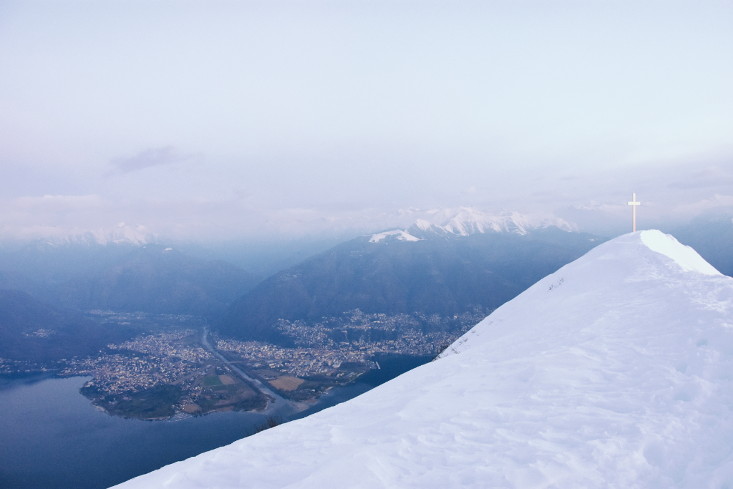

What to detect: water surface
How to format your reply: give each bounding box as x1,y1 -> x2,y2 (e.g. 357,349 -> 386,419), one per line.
0,375 -> 266,489
0,354 -> 431,489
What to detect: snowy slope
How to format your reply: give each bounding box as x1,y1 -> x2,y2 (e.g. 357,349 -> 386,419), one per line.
113,230 -> 733,489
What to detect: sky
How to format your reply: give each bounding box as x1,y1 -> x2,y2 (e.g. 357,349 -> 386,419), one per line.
1,0 -> 732,241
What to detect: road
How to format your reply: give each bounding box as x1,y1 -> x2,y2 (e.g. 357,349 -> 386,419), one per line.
200,327 -> 305,418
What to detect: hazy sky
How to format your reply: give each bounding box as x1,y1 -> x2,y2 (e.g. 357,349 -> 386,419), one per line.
1,0 -> 732,240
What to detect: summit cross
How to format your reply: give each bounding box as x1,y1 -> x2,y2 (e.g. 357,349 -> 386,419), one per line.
627,193 -> 640,232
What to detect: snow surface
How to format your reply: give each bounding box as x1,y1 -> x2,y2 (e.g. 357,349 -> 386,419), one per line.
368,229 -> 422,243
441,208 -> 540,236
113,230 -> 733,489
640,230 -> 720,276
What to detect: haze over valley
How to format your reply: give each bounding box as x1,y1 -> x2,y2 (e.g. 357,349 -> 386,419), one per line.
0,210 -> 596,416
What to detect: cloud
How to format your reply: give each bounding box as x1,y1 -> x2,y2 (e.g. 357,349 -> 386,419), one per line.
669,194 -> 733,218
14,194 -> 103,210
109,146 -> 199,175
667,165 -> 733,190
1,194 -> 108,239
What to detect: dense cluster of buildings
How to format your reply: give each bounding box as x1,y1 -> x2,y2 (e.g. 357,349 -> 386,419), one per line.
216,339 -> 375,378
50,309 -> 484,418
0,357 -> 53,375
217,310 -> 480,380
61,330 -> 212,396
275,309 -> 480,356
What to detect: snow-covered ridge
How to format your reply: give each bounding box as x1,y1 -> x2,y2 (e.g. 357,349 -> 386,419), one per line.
368,229 -> 422,244
640,230 -> 720,275
368,207 -> 575,243
440,229 -> 722,359
113,231 -> 733,488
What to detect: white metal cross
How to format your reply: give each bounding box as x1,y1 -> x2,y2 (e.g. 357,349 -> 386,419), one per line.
627,193 -> 640,232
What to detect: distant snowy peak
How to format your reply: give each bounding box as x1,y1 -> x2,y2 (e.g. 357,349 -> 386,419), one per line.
442,209 -> 526,236
368,229 -> 422,243
369,208 -> 575,243
46,223 -> 154,247
413,218 -> 439,233
442,208 -> 576,236
91,223 -> 153,245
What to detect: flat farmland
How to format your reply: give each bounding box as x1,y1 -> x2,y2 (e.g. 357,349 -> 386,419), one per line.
269,376 -> 305,391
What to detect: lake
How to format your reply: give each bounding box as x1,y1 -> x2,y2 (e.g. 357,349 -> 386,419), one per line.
0,354 -> 431,489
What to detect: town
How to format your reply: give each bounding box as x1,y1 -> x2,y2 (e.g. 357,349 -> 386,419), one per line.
56,309 -> 486,419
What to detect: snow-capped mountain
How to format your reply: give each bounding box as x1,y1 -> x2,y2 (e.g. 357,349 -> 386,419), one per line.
48,222 -> 154,246
369,207 -> 575,243
368,229 -> 422,243
219,224 -> 598,344
0,234 -> 259,317
113,230 -> 733,489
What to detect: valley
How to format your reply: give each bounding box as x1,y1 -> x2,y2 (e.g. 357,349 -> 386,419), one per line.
0,216 -> 608,421
55,309 -> 481,420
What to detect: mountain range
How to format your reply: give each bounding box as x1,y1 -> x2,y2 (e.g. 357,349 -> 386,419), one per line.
370,207 -> 575,242
0,241 -> 259,317
218,211 -> 599,344
0,289 -> 130,363
1,207 -> 730,370
0,242 -> 259,364
113,230 -> 733,489
54,245 -> 258,316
